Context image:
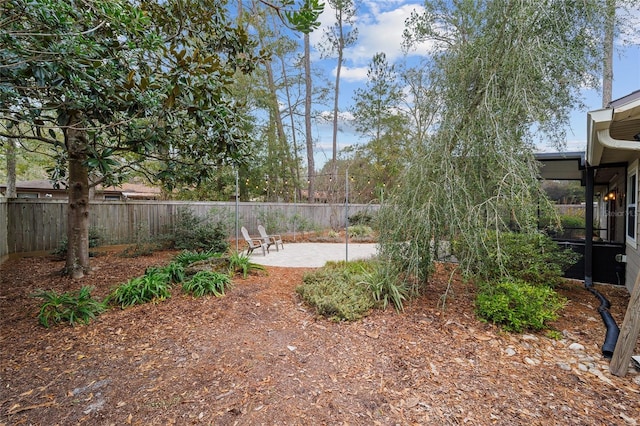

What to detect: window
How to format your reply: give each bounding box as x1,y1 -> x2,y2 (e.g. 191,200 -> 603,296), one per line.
627,162 -> 638,248
17,192 -> 38,198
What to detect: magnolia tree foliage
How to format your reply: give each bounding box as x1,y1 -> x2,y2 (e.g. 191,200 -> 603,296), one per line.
0,0 -> 322,278
377,0 -> 604,288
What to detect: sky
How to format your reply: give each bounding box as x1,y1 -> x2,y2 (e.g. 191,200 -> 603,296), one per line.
305,0 -> 640,166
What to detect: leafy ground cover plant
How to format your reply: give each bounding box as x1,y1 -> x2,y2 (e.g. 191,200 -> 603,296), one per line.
173,250 -> 219,266
107,268 -> 172,308
475,279 -> 567,332
33,286 -> 106,327
182,271 -> 231,297
228,252 -> 265,278
296,260 -> 377,321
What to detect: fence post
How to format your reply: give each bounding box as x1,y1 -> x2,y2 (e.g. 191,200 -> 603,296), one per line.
609,270 -> 640,377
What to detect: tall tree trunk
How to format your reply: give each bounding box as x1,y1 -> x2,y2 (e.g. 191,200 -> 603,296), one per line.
331,9 -> 344,165
602,0 -> 615,107
265,59 -> 297,199
329,32 -> 344,205
280,55 -> 302,203
304,33 -> 315,203
5,132 -> 17,198
65,111 -> 90,279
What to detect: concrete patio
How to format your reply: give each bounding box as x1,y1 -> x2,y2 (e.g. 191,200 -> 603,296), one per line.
248,242 -> 378,267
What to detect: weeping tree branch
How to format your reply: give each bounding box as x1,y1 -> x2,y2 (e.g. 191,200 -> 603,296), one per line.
378,1 -> 602,302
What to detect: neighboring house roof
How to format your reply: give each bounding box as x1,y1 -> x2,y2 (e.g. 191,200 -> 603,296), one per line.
0,180 -> 162,199
8,180 -> 58,190
100,183 -> 163,199
587,89 -> 640,166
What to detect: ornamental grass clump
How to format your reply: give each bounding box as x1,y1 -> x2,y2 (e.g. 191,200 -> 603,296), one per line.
182,271 -> 231,297
33,286 -> 106,328
160,261 -> 186,284
367,265 -> 409,312
173,250 -> 220,267
108,268 -> 172,308
228,252 -> 265,278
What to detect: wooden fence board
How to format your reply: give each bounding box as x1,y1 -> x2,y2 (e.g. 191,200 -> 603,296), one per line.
0,199 -> 8,261
4,200 -> 379,255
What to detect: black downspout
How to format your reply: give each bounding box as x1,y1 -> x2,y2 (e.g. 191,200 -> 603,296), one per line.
584,165 -> 619,358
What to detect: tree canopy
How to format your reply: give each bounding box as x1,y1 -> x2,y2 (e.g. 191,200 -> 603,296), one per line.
0,0 -> 323,278
378,0 -> 605,288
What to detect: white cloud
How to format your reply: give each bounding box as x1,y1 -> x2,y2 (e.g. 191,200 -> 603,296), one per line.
313,2 -> 434,66
347,3 -> 427,64
338,66 -> 369,82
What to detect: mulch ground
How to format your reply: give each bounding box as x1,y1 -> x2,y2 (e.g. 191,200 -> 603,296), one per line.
1,247 -> 639,425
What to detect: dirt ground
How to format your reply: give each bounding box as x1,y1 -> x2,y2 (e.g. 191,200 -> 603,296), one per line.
1,246 -> 639,425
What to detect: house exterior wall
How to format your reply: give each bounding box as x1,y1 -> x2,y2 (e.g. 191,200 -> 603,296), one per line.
626,245 -> 640,292
626,157 -> 640,292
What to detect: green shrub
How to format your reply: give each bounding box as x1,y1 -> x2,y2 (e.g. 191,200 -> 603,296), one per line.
475,279 -> 567,332
349,211 -> 376,227
182,271 -> 231,297
463,231 -> 578,287
257,209 -> 284,234
228,252 -> 265,278
296,260 -> 376,321
33,286 -> 106,327
108,268 -> 172,308
288,213 -> 316,233
171,207 -> 229,253
560,214 -> 585,229
558,214 -> 586,239
348,225 -> 373,238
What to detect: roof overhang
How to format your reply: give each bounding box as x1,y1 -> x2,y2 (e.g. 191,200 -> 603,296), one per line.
587,90 -> 640,166
535,151 -> 585,181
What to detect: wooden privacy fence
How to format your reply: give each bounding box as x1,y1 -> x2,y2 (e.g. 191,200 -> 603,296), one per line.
2,199 -> 380,255
0,199 -> 8,261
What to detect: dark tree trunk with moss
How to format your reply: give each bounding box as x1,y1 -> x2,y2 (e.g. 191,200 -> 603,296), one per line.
65,111 -> 90,279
